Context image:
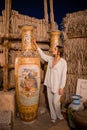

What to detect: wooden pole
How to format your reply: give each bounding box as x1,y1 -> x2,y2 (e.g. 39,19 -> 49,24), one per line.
3,40 -> 9,91
49,0 -> 55,30
44,0 -> 48,22
3,0 -> 12,91
5,0 -> 12,35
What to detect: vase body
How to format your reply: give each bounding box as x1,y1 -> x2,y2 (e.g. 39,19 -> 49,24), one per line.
68,95 -> 84,129
15,25 -> 40,122
73,109 -> 87,130
49,30 -> 60,52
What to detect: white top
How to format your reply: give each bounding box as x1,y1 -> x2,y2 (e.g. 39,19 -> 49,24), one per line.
37,48 -> 67,94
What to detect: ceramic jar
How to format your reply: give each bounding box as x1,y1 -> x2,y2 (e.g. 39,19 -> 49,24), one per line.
49,30 -> 60,52
15,25 -> 40,123
68,94 -> 84,129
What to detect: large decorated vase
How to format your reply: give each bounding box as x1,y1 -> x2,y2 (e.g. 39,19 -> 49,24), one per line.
49,30 -> 60,52
15,25 -> 40,122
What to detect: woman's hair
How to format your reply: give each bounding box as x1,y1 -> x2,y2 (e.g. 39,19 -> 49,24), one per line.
56,45 -> 64,57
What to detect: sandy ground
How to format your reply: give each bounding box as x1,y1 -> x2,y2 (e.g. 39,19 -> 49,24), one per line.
13,107 -> 70,130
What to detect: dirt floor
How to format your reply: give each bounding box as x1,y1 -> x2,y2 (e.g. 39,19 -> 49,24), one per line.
13,107 -> 70,130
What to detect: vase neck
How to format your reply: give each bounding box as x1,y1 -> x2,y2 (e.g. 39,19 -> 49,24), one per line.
21,26 -> 34,51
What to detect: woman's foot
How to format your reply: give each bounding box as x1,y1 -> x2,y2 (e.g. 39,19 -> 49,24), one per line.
59,117 -> 65,121
50,119 -> 56,123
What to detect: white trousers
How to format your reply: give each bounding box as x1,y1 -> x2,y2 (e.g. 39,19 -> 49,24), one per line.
47,87 -> 63,120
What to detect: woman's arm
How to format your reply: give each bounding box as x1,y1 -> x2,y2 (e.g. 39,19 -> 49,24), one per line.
59,61 -> 67,95
33,38 -> 51,62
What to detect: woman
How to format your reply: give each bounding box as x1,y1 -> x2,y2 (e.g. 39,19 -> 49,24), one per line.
33,39 -> 67,123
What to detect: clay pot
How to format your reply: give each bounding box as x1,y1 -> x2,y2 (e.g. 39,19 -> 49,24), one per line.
73,109 -> 87,130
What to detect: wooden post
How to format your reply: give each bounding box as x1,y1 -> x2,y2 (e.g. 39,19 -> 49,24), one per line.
3,0 -> 12,90
3,40 -> 9,91
44,0 -> 48,22
49,0 -> 55,30
4,0 -> 12,35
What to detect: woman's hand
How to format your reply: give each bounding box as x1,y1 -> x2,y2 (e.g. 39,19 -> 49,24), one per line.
32,38 -> 38,49
59,88 -> 63,95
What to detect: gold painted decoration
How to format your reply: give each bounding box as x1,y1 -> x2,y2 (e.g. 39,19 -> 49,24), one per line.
21,25 -> 34,51
15,25 -> 41,122
49,30 -> 61,52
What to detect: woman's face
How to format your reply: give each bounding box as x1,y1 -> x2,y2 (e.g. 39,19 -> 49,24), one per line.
52,47 -> 59,56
